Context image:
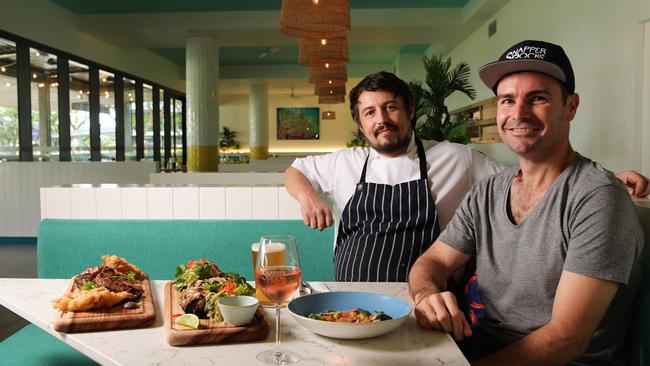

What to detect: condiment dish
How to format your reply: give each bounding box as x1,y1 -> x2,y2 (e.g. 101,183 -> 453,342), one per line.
217,295 -> 259,326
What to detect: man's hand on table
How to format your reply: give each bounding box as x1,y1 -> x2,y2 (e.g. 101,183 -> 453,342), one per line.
414,290 -> 473,342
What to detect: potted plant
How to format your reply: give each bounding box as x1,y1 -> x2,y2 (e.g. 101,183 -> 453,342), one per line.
409,54 -> 476,144
218,126 -> 241,162
345,129 -> 369,148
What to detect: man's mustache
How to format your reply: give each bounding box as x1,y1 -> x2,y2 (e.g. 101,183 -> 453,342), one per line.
374,123 -> 398,135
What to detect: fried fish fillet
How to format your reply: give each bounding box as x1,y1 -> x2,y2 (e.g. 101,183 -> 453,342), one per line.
52,287 -> 134,312
101,255 -> 145,279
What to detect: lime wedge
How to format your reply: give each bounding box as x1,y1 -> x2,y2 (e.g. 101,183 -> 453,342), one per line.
175,313 -> 200,329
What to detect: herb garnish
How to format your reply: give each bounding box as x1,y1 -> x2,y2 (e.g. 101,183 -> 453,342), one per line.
111,271 -> 137,282
80,281 -> 98,290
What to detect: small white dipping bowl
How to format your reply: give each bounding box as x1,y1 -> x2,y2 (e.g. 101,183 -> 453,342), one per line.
217,296 -> 259,326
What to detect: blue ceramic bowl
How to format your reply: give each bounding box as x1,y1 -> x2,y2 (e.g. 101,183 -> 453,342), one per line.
288,291 -> 412,339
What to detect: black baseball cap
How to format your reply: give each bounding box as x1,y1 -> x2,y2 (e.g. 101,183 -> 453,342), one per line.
479,40 -> 575,94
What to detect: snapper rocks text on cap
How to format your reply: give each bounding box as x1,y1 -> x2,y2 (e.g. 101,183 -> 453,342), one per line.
506,46 -> 547,60
478,40 -> 575,94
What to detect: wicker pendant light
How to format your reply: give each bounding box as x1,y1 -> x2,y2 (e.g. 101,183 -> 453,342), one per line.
280,0 -> 350,39
319,94 -> 346,104
308,64 -> 347,84
315,85 -> 346,96
299,37 -> 348,66
312,78 -> 346,87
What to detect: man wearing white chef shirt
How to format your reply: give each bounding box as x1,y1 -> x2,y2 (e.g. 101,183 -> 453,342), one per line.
285,71 -> 649,283
409,40 -> 644,364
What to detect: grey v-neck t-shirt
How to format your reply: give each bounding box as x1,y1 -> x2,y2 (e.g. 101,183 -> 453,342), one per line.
439,154 -> 644,364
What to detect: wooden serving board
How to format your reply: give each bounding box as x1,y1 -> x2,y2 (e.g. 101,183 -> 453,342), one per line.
52,278 -> 156,333
164,281 -> 270,346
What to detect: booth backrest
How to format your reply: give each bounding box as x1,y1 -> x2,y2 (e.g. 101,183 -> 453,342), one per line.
37,219 -> 335,281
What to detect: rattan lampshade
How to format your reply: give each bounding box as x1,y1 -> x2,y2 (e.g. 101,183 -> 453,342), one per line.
312,78 -> 346,87
319,94 -> 345,104
308,64 -> 347,84
299,37 -> 348,66
280,0 -> 350,38
315,85 -> 346,96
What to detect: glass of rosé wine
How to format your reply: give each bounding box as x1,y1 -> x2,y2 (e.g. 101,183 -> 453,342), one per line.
255,235 -> 302,364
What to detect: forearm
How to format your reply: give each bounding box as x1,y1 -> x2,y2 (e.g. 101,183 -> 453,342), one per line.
284,167 -> 319,202
474,322 -> 587,366
285,167 -> 333,230
408,252 -> 451,303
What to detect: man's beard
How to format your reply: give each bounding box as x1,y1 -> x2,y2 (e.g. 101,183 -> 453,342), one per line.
370,125 -> 411,155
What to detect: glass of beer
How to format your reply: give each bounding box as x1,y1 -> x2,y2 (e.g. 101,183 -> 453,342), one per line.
254,235 -> 301,364
251,241 -> 286,306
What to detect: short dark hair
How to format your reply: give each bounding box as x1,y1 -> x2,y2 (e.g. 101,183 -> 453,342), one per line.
349,71 -> 415,127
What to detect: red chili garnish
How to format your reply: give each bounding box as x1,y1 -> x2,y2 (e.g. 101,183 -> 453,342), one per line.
222,281 -> 236,295
187,260 -> 197,269
171,313 -> 184,319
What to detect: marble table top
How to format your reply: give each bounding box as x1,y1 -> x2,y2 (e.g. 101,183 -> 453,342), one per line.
0,279 -> 469,366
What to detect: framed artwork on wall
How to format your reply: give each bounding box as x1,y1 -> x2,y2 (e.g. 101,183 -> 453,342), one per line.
276,107 -> 320,140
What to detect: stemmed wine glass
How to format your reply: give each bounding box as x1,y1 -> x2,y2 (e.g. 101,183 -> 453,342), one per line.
255,235 -> 302,364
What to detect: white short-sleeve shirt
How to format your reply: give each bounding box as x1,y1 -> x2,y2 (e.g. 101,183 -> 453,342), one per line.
291,134 -> 505,236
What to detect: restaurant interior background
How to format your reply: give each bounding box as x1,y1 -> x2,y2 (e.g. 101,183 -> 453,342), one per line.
0,0 -> 649,341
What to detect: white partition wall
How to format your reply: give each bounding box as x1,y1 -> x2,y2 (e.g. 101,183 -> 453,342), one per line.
199,187 -> 226,219
173,187 -> 200,219
40,185 -> 304,222
96,186 -> 122,219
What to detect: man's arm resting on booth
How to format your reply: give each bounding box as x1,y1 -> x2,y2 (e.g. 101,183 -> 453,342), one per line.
409,240 -> 473,341
285,167 -> 333,231
473,271 -> 618,366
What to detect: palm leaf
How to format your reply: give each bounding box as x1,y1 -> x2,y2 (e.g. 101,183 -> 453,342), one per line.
409,54 -> 476,143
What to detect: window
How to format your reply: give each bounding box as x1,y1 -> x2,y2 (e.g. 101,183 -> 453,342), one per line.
99,70 -> 115,161
0,38 -> 18,161
124,77 -> 136,160
69,60 -> 90,161
30,48 -> 59,161
173,97 -> 183,164
0,30 -> 185,163
159,88 -> 164,160
143,83 -> 153,159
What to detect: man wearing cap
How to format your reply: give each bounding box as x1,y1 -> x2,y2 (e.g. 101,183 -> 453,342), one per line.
409,40 -> 644,364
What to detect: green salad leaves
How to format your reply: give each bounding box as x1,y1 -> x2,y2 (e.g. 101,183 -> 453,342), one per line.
174,259 -> 221,291
174,258 -> 255,321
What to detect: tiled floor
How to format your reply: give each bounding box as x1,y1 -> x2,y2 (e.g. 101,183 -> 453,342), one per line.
0,244 -> 37,342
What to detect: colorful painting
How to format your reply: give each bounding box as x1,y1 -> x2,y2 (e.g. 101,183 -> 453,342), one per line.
276,107 -> 320,140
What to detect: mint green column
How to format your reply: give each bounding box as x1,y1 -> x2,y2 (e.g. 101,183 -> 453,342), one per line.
186,36 -> 219,171
249,82 -> 269,160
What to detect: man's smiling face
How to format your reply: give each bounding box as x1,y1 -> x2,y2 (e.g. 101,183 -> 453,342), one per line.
496,71 -> 579,159
356,90 -> 413,157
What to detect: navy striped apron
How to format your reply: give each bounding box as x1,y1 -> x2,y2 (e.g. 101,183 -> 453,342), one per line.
334,138 -> 440,282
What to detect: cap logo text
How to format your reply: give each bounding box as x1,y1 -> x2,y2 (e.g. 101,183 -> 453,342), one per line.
505,46 -> 547,60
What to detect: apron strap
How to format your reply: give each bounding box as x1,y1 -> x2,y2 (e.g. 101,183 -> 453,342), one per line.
415,138 -> 427,180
